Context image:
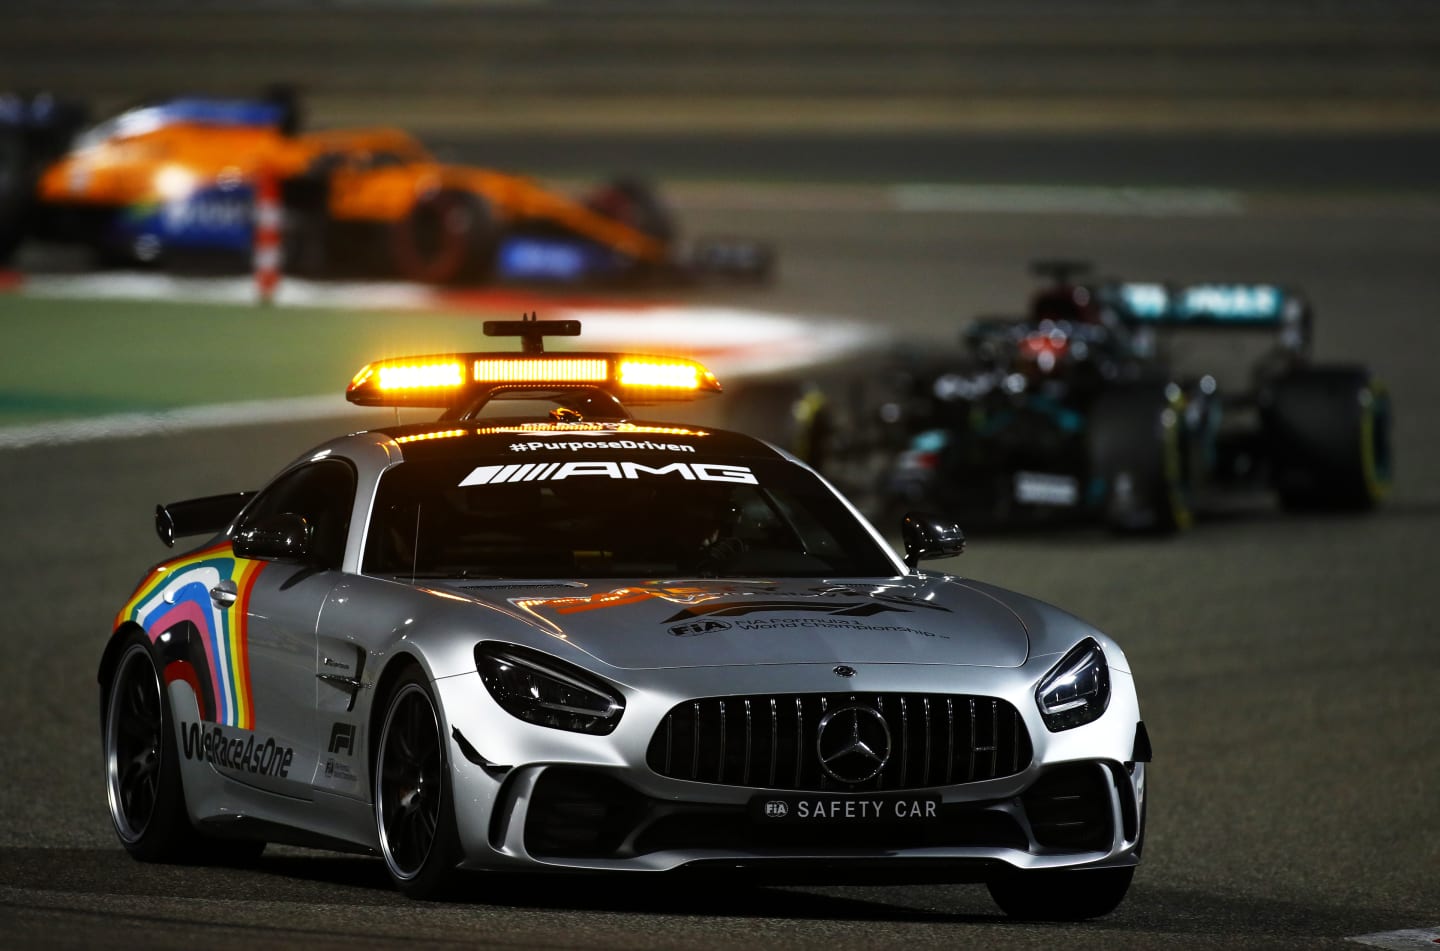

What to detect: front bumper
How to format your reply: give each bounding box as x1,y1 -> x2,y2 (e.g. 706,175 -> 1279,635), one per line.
434,664 -> 1147,880
488,757 -> 1144,880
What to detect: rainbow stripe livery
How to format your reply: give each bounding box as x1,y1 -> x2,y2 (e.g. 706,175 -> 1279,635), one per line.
115,541 -> 266,730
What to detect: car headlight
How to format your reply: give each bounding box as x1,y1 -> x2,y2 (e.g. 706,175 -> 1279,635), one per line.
1035,638 -> 1111,732
475,643 -> 624,735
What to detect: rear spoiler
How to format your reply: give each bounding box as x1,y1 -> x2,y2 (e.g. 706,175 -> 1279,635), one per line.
154,492 -> 253,547
1098,281 -> 1311,351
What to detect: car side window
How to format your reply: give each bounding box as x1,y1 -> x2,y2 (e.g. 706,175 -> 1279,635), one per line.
237,459 -> 356,570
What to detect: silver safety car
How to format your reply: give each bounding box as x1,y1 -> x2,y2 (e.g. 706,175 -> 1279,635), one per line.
100,318 -> 1149,920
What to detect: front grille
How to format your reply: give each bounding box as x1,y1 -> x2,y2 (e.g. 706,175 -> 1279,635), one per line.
646,692 -> 1032,792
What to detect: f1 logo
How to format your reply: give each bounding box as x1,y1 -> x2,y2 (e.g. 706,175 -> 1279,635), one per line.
327,722 -> 355,756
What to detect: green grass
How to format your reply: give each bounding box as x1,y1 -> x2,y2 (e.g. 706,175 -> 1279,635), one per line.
0,295 -> 519,427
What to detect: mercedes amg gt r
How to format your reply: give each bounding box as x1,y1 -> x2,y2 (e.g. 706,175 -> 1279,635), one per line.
100,318 -> 1149,920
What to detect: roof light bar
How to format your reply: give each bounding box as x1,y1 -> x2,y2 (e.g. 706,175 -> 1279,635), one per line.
618,358 -> 709,390
378,361 -> 465,391
346,352 -> 722,408
473,357 -> 608,384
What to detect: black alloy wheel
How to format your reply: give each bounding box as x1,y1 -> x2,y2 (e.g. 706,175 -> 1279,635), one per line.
375,670 -> 460,897
106,643 -> 164,842
103,635 -> 192,860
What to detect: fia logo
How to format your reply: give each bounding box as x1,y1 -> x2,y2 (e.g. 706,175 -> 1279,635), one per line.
327,722 -> 355,756
764,801 -> 789,819
668,620 -> 731,637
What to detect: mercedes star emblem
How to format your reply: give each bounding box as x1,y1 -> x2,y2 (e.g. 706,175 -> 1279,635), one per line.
815,705 -> 892,784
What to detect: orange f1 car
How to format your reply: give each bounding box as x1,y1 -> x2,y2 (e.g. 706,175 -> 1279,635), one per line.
0,89 -> 770,284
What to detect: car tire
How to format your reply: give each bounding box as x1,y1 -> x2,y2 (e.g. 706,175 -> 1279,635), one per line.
1088,382 -> 1193,534
102,633 -> 195,862
391,189 -> 495,284
585,178 -> 675,244
1,93 -> 88,266
374,665 -> 462,898
723,380 -> 833,471
282,209 -> 330,278
280,165 -> 333,278
1265,366 -> 1391,511
0,128 -> 31,266
986,864 -> 1135,920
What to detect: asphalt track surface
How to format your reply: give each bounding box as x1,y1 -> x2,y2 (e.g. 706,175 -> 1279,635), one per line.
3,157 -> 1439,948
434,131 -> 1440,191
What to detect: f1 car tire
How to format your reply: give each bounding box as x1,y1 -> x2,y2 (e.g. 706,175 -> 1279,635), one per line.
986,865 -> 1134,920
374,664 -> 462,898
1089,382 -> 1193,534
391,190 -> 495,284
0,129 -> 30,265
723,381 -> 833,471
585,178 -> 676,244
1265,366 -> 1392,511
102,633 -> 195,862
280,162 -> 334,278
282,209 -> 329,278
1,93 -> 89,265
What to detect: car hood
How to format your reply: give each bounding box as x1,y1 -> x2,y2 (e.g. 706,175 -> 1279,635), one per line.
445,577 -> 1030,670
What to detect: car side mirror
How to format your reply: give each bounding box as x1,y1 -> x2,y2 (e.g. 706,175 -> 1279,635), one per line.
233,512 -> 312,563
901,511 -> 966,570
154,492 -> 254,547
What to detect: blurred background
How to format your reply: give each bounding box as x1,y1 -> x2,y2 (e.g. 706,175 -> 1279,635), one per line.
2,2 -> 1438,949
5,0 -> 1439,179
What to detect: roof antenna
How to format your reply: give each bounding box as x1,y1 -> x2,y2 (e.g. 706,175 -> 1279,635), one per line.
482,311 -> 582,354
520,311 -> 540,354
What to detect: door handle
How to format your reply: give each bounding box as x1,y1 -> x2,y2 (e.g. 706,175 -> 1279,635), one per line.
209,580 -> 238,608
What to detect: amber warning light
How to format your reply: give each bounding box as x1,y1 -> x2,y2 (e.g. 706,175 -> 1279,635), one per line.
346,352 -> 721,408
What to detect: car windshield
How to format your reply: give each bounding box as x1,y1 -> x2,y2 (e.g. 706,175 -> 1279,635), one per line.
362,455 -> 897,579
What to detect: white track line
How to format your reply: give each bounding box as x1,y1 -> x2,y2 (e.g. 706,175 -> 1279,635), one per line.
19,273 -> 436,309
892,184 -> 1246,217
0,395 -> 354,450
1347,926 -> 1440,949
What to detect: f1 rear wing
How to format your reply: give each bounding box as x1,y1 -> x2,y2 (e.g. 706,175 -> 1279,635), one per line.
1099,282 -> 1312,353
